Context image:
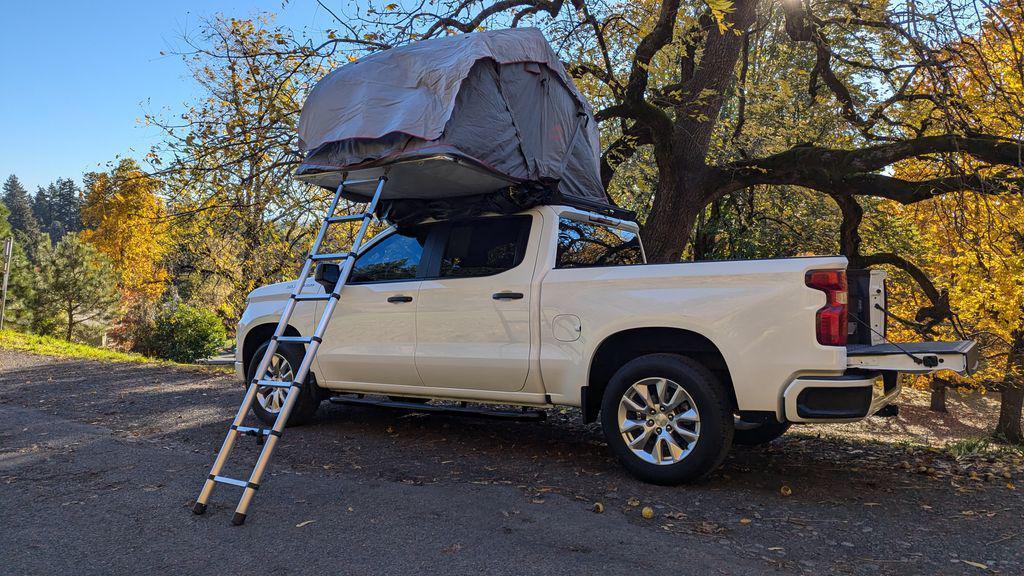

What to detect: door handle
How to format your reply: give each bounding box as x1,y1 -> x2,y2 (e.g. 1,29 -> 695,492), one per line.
492,292 -> 524,300
387,295 -> 413,303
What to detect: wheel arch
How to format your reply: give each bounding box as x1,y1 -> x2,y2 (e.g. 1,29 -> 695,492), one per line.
584,327 -> 735,423
241,323 -> 303,376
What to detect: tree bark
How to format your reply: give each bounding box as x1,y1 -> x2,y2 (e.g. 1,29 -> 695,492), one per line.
994,329 -> 1024,443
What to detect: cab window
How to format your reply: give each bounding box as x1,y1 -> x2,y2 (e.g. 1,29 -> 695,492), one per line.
349,227 -> 430,283
437,216 -> 531,278
556,217 -> 643,268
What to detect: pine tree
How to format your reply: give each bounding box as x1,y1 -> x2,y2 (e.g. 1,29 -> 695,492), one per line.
32,235 -> 119,341
2,175 -> 40,241
33,178 -> 81,242
0,200 -> 37,330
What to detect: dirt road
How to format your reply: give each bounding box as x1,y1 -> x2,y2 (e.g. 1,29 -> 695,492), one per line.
1,350 -> 1021,575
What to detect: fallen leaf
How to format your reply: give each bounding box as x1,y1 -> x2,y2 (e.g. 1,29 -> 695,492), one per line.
592,502 -> 604,513
627,497 -> 640,507
695,521 -> 721,534
641,506 -> 654,519
780,485 -> 793,497
962,561 -> 987,569
295,520 -> 315,528
739,518 -> 752,525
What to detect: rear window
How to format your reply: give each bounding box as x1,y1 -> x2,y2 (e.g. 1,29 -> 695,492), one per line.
556,217 -> 643,268
438,216 -> 531,278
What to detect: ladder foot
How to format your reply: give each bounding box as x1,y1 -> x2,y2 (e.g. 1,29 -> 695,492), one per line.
192,502 -> 207,515
231,512 -> 247,526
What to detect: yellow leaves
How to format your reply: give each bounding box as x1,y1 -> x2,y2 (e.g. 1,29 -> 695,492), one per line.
80,159 -> 170,302
704,0 -> 735,34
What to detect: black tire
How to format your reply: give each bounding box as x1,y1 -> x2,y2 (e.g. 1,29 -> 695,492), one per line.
600,354 -> 734,485
732,419 -> 791,446
247,341 -> 322,426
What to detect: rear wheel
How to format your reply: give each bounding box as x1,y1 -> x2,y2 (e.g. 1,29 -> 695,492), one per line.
247,341 -> 322,426
600,354 -> 733,485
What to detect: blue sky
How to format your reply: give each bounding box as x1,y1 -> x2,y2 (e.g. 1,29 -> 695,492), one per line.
0,1 -> 338,193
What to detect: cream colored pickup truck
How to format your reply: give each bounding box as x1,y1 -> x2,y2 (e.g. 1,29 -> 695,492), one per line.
234,204 -> 976,484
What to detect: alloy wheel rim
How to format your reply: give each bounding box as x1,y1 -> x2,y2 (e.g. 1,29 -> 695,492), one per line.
256,353 -> 294,414
617,377 -> 701,465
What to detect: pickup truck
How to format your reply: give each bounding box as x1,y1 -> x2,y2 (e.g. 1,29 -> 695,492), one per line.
234,203 -> 977,484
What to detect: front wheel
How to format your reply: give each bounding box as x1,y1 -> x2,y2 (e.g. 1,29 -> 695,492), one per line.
600,354 -> 733,485
247,341 -> 322,426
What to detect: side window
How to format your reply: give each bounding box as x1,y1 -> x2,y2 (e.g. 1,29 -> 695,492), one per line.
556,217 -> 643,268
349,227 -> 429,284
438,216 -> 531,278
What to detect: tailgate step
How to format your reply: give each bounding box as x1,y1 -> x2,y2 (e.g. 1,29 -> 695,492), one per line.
846,340 -> 978,374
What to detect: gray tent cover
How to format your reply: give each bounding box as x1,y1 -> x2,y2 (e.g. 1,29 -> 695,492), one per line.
296,28 -> 621,221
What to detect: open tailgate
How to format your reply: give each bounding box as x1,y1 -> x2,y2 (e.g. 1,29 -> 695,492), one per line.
846,341 -> 978,374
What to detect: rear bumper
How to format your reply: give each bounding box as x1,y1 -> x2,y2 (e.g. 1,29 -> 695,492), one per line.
782,371 -> 900,423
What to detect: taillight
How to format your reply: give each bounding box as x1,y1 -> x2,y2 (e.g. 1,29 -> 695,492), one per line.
805,269 -> 848,346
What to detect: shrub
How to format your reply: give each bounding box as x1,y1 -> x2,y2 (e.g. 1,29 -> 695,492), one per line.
142,304 -> 226,363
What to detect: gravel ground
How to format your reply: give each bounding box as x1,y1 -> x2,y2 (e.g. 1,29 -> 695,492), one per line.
1,349 -> 1022,575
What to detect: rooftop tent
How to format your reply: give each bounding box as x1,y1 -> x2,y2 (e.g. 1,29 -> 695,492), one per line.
295,28 -> 629,221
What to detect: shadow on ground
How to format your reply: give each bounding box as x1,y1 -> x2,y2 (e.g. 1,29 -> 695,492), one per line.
1,350 -> 1021,575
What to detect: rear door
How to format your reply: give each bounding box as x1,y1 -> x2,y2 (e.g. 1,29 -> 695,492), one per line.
414,214 -> 536,392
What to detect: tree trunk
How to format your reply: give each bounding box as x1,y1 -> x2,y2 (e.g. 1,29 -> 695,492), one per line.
994,329 -> 1024,443
642,177 -> 704,263
66,306 -> 74,341
929,378 -> 948,413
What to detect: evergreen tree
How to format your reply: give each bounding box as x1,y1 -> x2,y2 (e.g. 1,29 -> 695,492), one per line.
32,235 -> 119,341
0,200 -> 37,330
33,178 -> 81,241
2,175 -> 40,242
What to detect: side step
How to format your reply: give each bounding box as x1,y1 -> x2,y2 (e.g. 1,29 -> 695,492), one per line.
328,395 -> 547,422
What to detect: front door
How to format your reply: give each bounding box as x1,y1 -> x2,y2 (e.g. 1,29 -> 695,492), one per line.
415,215 -> 536,392
316,226 -> 430,388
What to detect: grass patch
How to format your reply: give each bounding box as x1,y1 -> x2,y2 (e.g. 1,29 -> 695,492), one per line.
945,437 -> 1024,460
1,329 -> 172,365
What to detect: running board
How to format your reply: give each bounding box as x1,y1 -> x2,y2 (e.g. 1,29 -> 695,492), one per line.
328,395 -> 547,422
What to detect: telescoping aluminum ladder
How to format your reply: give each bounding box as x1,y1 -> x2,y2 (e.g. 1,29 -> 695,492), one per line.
192,171 -> 387,526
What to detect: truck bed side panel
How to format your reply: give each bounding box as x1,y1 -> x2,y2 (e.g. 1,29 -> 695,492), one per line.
538,257 -> 848,413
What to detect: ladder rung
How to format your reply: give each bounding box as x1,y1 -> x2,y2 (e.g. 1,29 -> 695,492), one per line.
254,379 -> 295,389
309,251 -> 352,262
327,213 -> 369,224
292,293 -> 333,302
233,426 -> 272,436
274,335 -> 320,344
212,475 -> 248,488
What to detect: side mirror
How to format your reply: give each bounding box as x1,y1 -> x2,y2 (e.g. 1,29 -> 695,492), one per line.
314,263 -> 340,292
